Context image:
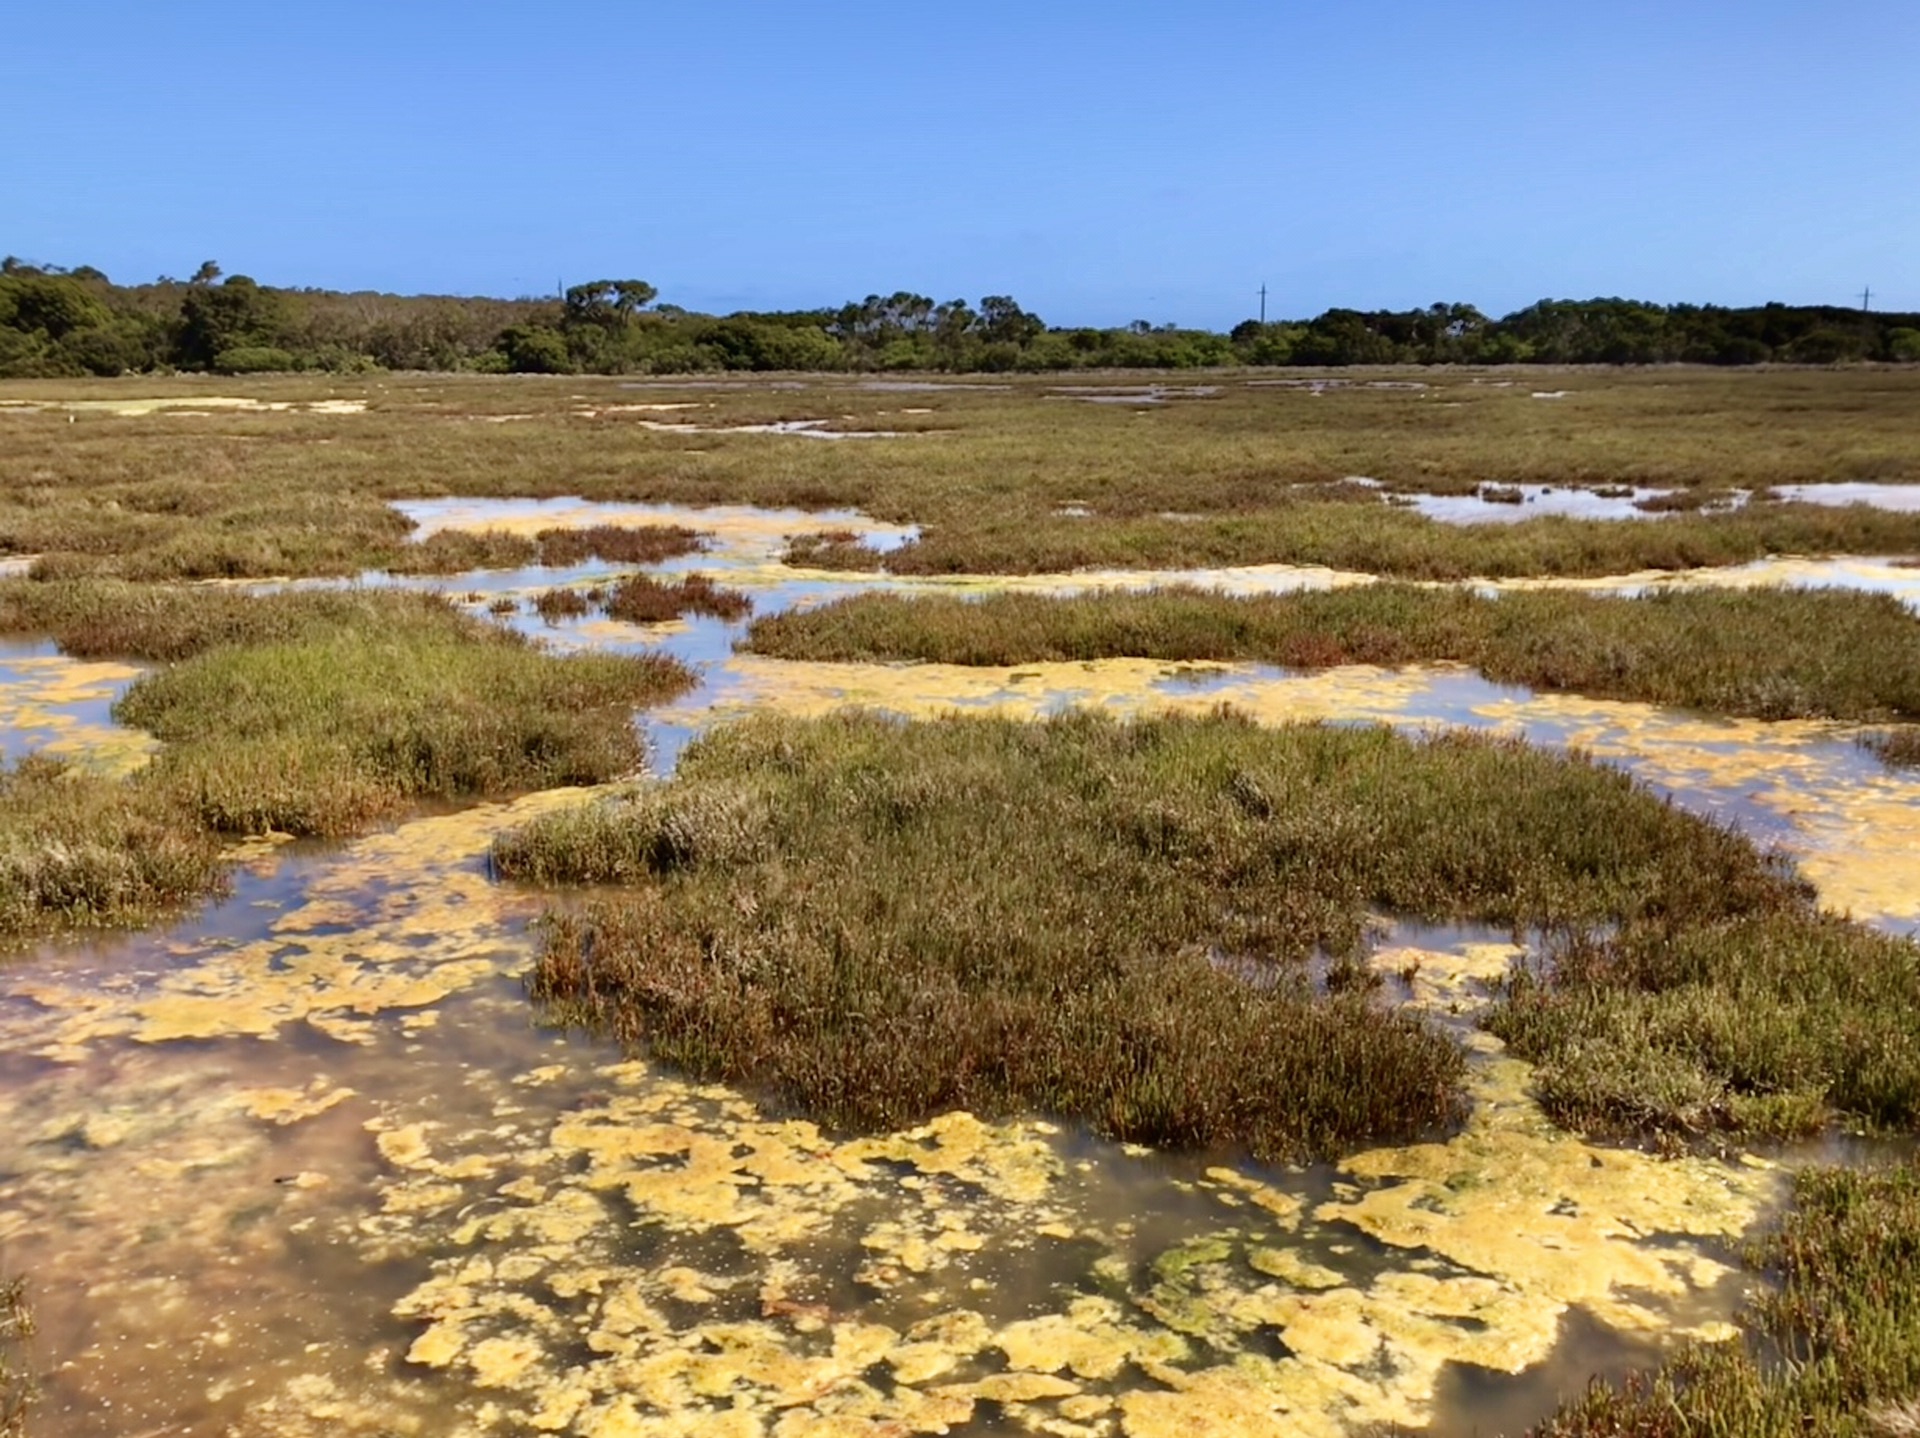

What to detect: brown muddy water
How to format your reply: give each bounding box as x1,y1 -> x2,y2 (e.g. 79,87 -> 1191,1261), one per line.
5,501 -> 1920,1436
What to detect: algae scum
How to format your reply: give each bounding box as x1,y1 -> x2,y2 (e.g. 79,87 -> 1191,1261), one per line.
6,501 -> 1920,1436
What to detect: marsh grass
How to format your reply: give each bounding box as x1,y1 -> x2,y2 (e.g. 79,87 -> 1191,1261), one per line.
494,709 -> 1812,1160
785,530 -> 888,571
1487,915 -> 1920,1140
112,603 -> 694,836
0,585 -> 695,938
1527,1159 -> 1920,1437
603,573 -> 752,623
7,370 -> 1920,583
531,523 -> 703,567
533,587 -> 593,620
744,584 -> 1920,722
0,580 -> 481,662
0,756 -> 225,936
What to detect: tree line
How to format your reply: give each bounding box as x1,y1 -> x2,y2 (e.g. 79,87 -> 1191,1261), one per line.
3,256 -> 1916,377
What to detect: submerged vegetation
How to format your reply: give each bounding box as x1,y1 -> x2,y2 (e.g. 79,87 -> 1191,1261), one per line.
1529,1159 -> 1920,1437
0,1276 -> 26,1438
1862,727 -> 1920,769
495,709 -> 1828,1160
746,584 -> 1920,723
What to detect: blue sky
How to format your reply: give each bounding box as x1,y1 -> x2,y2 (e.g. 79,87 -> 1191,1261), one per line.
5,1 -> 1915,327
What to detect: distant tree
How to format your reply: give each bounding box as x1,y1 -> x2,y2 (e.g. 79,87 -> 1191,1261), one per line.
977,295 -> 1044,347
191,260 -> 223,285
496,324 -> 572,373
1886,328 -> 1920,363
176,275 -> 288,368
0,273 -> 111,339
562,279 -> 658,329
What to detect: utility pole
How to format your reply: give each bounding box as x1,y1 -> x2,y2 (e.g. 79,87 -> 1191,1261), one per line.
1259,284 -> 1267,325
1862,285 -> 1873,311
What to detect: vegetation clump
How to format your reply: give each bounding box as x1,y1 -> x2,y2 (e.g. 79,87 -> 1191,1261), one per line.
744,584 -> 1920,723
531,523 -> 703,567
494,709 -> 1815,1160
1526,1159 -> 1920,1437
603,573 -> 751,624
532,587 -> 593,620
110,598 -> 692,837
0,585 -> 695,937
0,756 -> 224,936
1861,727 -> 1920,769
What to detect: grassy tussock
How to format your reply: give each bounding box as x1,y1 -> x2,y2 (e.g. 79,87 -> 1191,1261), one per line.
533,586 -> 595,620
745,584 -> 1920,722
0,586 -> 696,938
858,500 -> 1920,581
531,523 -> 702,567
494,710 -> 1813,1159
115,612 -> 692,837
0,757 -> 225,936
386,523 -> 707,574
785,529 -> 888,571
1487,916 -> 1920,1140
603,573 -> 752,624
1527,1159 -> 1920,1438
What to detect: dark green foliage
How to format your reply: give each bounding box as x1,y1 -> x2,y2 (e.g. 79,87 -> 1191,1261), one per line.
744,585 -> 1920,723
496,324 -> 571,374
1526,1160 -> 1920,1437
3,255 -> 1917,374
175,275 -> 289,369
494,710 -> 1814,1159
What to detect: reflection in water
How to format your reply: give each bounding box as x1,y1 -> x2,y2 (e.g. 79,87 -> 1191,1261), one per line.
5,498 -> 1919,1435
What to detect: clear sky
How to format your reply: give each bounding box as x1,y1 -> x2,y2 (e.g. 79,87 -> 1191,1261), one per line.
5,1 -> 1915,328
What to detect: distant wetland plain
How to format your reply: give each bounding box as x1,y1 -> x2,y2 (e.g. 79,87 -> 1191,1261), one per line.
2,367 -> 1919,1438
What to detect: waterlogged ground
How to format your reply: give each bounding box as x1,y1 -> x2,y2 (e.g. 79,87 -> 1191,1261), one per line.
5,499 -> 1920,1435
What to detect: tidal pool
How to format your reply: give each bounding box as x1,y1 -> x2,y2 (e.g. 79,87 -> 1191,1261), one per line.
6,499 -> 1919,1435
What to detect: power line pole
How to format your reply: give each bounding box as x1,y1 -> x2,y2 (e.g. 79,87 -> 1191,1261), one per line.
1259,284 -> 1267,325
1862,285 -> 1873,311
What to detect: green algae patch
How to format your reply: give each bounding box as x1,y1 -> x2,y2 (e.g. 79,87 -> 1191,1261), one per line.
1528,1156 -> 1920,1438
350,1000 -> 1773,1438
0,650 -> 156,777
0,787 -> 590,1057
